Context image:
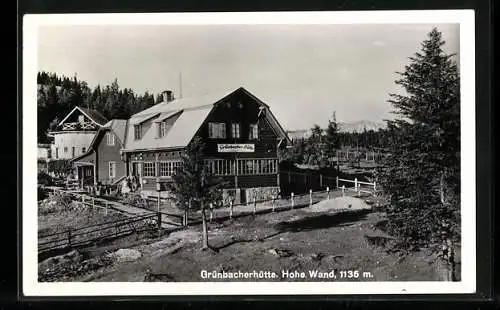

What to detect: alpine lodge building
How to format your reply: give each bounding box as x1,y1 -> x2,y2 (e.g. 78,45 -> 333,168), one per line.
72,87 -> 291,204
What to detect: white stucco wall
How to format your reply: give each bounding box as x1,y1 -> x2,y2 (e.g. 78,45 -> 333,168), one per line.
51,131 -> 97,159
37,147 -> 50,160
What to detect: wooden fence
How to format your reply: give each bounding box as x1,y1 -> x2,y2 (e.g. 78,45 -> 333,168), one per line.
38,213 -> 160,253
39,177 -> 377,254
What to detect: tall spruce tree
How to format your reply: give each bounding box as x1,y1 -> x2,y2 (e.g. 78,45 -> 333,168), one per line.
166,137 -> 225,249
324,112 -> 340,167
376,28 -> 460,280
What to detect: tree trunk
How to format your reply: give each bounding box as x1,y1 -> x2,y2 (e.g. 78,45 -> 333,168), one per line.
184,209 -> 188,227
201,207 -> 209,249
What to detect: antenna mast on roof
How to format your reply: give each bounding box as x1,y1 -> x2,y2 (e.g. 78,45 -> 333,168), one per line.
179,71 -> 183,99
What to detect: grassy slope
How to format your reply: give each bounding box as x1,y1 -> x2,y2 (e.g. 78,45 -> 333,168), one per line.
71,207 -> 460,282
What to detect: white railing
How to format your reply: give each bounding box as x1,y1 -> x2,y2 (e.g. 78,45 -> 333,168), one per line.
335,176 -> 377,196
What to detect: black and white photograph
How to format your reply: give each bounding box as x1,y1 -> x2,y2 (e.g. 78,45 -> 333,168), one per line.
22,11 -> 476,296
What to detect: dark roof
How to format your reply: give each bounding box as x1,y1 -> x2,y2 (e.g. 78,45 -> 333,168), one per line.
79,107 -> 109,125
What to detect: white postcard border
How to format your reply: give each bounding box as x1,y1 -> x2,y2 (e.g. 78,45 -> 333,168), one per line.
22,10 -> 476,296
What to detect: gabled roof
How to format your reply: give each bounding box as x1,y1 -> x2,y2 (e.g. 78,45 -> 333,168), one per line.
123,87 -> 290,152
57,106 -> 109,127
70,119 -> 128,163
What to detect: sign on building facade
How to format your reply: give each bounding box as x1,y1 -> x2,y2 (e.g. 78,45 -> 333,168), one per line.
217,144 -> 255,153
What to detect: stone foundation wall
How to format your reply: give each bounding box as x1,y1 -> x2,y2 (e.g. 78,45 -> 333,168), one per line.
244,187 -> 280,203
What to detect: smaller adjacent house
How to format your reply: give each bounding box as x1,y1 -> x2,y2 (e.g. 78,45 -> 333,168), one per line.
70,119 -> 128,186
48,106 -> 108,160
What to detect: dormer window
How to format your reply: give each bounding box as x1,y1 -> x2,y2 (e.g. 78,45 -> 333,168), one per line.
106,132 -> 115,146
134,125 -> 142,140
78,115 -> 85,124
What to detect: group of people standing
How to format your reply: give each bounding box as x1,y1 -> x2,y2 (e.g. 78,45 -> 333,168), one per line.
120,175 -> 141,195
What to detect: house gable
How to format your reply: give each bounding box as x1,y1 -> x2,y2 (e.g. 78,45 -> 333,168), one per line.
56,106 -> 108,131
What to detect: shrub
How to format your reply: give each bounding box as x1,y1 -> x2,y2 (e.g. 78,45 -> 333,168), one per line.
122,193 -> 151,210
38,171 -> 54,186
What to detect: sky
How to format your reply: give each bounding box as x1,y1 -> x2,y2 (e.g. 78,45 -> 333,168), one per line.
37,23 -> 460,130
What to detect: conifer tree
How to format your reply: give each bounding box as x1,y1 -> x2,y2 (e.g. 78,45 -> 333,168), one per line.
166,137 -> 225,249
324,112 -> 340,167
376,28 -> 461,280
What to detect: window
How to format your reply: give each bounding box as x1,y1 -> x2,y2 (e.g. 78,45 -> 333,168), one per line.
64,147 -> 68,153
159,161 -> 182,177
82,147 -> 86,154
55,148 -> 58,159
108,161 -> 116,178
78,115 -> 85,123
143,162 -> 156,177
107,132 -> 115,145
134,125 -> 142,140
157,121 -> 171,138
72,147 -> 75,157
208,122 -> 226,139
249,123 -> 259,140
236,159 -> 278,175
231,123 -> 241,138
204,159 -> 235,176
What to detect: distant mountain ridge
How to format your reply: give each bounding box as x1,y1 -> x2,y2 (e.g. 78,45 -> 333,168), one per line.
286,120 -> 387,140
337,120 -> 387,133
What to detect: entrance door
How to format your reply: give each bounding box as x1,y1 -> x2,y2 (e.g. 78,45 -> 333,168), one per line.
131,162 -> 142,177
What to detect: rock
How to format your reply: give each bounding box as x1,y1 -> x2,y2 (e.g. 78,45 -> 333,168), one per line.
268,248 -> 279,256
309,253 -> 324,261
111,248 -> 142,263
268,248 -> 293,258
39,250 -> 82,271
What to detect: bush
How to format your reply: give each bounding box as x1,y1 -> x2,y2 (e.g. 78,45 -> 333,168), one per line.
38,171 -> 54,186
122,193 -> 151,210
47,159 -> 72,175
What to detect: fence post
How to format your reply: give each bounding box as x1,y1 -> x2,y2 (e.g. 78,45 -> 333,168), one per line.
67,229 -> 72,247
327,186 -> 330,200
354,178 -> 358,192
229,200 -> 233,219
105,201 -> 108,215
253,196 -> 257,215
320,174 -> 323,188
209,203 -> 213,223
309,189 -> 313,206
373,181 -> 377,193
81,195 -> 85,206
336,176 -> 339,189
342,185 -> 345,197
291,192 -> 294,209
157,212 -> 162,232
272,197 -> 276,212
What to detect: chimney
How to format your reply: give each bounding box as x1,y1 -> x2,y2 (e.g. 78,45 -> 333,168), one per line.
162,90 -> 175,103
